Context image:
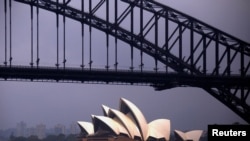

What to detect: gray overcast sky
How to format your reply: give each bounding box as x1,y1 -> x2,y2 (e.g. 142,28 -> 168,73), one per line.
0,0 -> 250,132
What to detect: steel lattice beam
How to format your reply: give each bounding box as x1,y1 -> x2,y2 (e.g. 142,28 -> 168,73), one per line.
9,0 -> 250,123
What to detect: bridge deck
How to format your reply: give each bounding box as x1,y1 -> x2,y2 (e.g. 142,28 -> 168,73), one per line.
0,65 -> 249,89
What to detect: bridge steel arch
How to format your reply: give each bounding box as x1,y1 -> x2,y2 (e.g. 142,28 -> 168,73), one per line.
3,0 -> 250,123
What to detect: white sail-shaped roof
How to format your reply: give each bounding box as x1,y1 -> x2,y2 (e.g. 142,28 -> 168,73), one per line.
108,108 -> 141,139
77,121 -> 94,135
174,130 -> 203,141
147,126 -> 165,139
102,105 -> 110,116
92,115 -> 119,135
92,115 -> 129,136
148,119 -> 171,140
112,116 -> 130,136
120,98 -> 148,140
174,130 -> 186,141
185,130 -> 203,141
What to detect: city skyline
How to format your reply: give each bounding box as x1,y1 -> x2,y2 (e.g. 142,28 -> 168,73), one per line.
1,121 -> 80,137
8,121 -> 79,130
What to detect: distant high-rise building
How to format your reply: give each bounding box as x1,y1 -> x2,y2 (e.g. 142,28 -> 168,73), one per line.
36,124 -> 46,139
16,121 -> 27,137
26,127 -> 36,137
54,124 -> 66,135
70,122 -> 80,135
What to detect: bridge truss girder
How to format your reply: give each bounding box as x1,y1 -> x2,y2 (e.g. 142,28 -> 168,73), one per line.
9,0 -> 250,123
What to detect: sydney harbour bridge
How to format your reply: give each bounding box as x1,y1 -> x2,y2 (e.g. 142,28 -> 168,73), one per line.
0,0 -> 250,124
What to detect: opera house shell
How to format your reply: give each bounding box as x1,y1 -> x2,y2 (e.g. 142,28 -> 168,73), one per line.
77,98 -> 203,141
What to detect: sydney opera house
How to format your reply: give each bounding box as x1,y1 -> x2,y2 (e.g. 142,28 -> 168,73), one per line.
77,98 -> 203,141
